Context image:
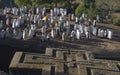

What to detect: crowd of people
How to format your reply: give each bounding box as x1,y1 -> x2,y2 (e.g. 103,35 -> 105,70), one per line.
0,6 -> 112,41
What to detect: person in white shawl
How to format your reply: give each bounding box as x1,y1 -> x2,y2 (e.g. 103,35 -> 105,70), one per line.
76,29 -> 81,40
78,23 -> 84,36
23,28 -> 27,40
100,29 -> 104,38
107,29 -> 112,40
12,19 -> 16,28
29,24 -> 36,39
84,26 -> 90,39
92,26 -> 97,36
41,26 -> 46,41
71,30 -> 75,41
62,31 -> 65,41
66,21 -> 70,36
36,7 -> 40,14
51,28 -> 55,38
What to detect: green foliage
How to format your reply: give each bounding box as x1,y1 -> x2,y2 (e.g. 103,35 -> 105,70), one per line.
14,0 -> 31,7
75,0 -> 97,18
75,4 -> 85,17
14,0 -> 67,7
87,5 -> 97,19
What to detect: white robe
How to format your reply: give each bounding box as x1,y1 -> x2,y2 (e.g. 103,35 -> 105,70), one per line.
29,29 -> 35,39
98,29 -> 101,37
76,30 -> 80,40
51,29 -> 55,38
23,29 -> 27,40
107,30 -> 112,39
92,27 -> 97,36
62,32 -> 65,41
12,19 -> 16,28
71,14 -> 74,20
66,21 -> 70,36
100,29 -> 104,38
36,8 -> 39,14
71,30 -> 75,41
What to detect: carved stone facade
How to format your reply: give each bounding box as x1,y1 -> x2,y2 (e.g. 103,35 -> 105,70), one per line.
9,48 -> 120,75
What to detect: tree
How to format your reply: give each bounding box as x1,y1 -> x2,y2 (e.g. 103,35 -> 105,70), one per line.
75,0 -> 97,17
75,4 -> 85,17
14,0 -> 31,7
96,0 -> 120,12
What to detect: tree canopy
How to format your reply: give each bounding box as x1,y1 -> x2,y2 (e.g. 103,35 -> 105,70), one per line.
14,0 -> 67,7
